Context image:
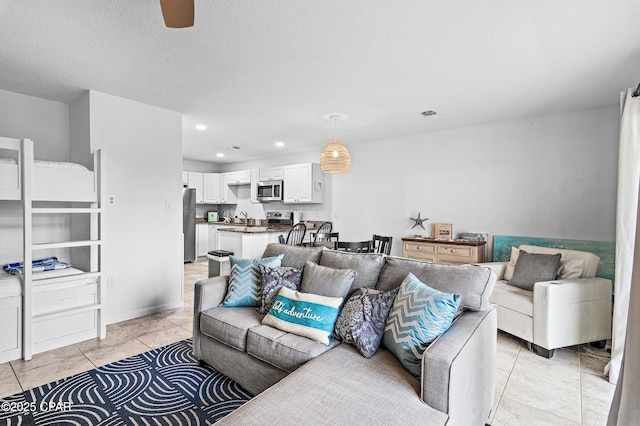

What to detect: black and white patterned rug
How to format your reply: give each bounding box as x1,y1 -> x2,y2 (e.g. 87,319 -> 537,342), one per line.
0,339 -> 252,425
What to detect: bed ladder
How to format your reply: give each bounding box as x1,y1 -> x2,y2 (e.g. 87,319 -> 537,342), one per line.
21,142 -> 106,361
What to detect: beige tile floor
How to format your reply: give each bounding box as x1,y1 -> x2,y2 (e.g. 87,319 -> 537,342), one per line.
0,260 -> 616,425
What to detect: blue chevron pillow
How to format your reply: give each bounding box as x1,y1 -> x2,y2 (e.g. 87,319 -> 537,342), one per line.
383,273 -> 461,377
220,255 -> 284,307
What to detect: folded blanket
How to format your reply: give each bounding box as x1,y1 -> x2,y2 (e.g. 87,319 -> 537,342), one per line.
2,257 -> 71,275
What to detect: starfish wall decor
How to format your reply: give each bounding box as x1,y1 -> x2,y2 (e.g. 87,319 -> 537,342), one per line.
410,212 -> 429,230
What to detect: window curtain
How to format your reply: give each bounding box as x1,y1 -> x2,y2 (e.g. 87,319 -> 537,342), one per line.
607,89 -> 640,424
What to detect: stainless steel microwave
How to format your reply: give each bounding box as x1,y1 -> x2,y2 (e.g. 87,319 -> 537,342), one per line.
257,180 -> 283,202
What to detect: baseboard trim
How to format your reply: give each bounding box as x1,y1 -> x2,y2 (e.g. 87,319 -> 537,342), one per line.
107,300 -> 185,324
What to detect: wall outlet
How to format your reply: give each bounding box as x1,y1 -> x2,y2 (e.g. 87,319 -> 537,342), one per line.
107,277 -> 115,288
165,201 -> 172,212
107,195 -> 116,206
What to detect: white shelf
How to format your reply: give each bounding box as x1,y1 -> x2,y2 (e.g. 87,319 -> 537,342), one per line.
32,207 -> 103,214
31,240 -> 101,250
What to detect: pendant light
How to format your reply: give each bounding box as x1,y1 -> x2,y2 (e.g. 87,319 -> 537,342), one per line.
320,114 -> 351,174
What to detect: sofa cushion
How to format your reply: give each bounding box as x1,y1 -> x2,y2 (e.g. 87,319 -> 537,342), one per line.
557,258 -> 584,279
319,250 -> 386,295
508,250 -> 561,291
504,246 -> 519,281
300,261 -> 356,299
219,344 -> 448,426
383,273 -> 461,377
258,265 -> 303,314
376,256 -> 495,311
200,307 -> 264,351
262,243 -> 324,268
334,287 -> 399,358
220,255 -> 284,307
246,324 -> 340,372
489,280 -> 533,317
262,287 -> 343,345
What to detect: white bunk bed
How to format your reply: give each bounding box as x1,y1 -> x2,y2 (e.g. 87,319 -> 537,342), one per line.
0,136 -> 105,362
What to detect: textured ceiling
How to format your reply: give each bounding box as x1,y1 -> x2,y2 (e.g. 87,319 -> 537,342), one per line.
1,1 -> 639,163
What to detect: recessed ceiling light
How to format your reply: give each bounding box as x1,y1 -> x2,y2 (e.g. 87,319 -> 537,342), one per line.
195,124 -> 207,130
216,153 -> 224,158
275,141 -> 285,147
227,146 -> 241,150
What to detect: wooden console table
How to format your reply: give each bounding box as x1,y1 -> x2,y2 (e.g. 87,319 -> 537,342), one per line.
402,237 -> 486,265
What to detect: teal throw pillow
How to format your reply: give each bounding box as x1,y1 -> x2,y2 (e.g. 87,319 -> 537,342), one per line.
262,287 -> 343,345
220,255 -> 284,307
383,272 -> 461,377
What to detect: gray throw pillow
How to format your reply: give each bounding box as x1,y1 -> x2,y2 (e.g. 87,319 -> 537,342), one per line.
300,261 -> 356,300
508,250 -> 561,291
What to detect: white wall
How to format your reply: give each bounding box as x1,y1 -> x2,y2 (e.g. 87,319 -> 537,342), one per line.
183,159 -> 219,173
329,105 -> 619,256
200,106 -> 618,258
77,90 -> 183,323
0,89 -> 72,264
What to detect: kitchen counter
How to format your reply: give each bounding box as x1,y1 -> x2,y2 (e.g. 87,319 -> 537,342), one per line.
219,226 -> 286,234
196,219 -> 239,225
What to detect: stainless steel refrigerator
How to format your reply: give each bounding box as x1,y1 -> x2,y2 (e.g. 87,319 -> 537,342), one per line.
183,188 -> 196,262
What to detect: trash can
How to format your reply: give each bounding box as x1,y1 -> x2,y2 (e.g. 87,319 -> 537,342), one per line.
207,250 -> 233,277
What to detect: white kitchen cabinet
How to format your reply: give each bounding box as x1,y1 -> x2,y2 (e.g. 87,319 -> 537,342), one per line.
209,224 -> 237,252
197,223 -> 209,257
203,173 -> 220,204
188,172 -> 204,204
250,169 -> 260,203
226,170 -> 250,185
219,173 -> 238,204
258,167 -> 284,182
208,224 -> 227,252
283,163 -> 324,204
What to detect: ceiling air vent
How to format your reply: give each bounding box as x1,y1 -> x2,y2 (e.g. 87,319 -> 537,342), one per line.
421,110 -> 437,117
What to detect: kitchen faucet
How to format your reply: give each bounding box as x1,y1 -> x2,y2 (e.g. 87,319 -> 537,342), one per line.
240,211 -> 249,220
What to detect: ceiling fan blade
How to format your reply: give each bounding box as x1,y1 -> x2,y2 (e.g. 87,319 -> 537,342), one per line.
160,0 -> 194,28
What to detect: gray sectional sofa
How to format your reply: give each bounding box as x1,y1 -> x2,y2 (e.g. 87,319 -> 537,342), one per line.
193,243 -> 497,426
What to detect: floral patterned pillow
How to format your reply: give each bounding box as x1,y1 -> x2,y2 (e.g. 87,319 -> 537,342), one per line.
258,265 -> 303,314
334,287 -> 399,358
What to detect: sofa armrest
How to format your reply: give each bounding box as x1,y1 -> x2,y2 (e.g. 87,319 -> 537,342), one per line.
192,276 -> 229,359
421,307 -> 497,426
473,262 -> 507,280
533,277 -> 612,349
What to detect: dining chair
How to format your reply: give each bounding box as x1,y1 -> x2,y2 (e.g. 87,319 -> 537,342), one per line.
285,223 -> 307,246
312,232 -> 339,246
316,222 -> 333,234
334,240 -> 372,253
372,234 -> 393,255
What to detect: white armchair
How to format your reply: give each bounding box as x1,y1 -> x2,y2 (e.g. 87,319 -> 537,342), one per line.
478,245 -> 612,358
